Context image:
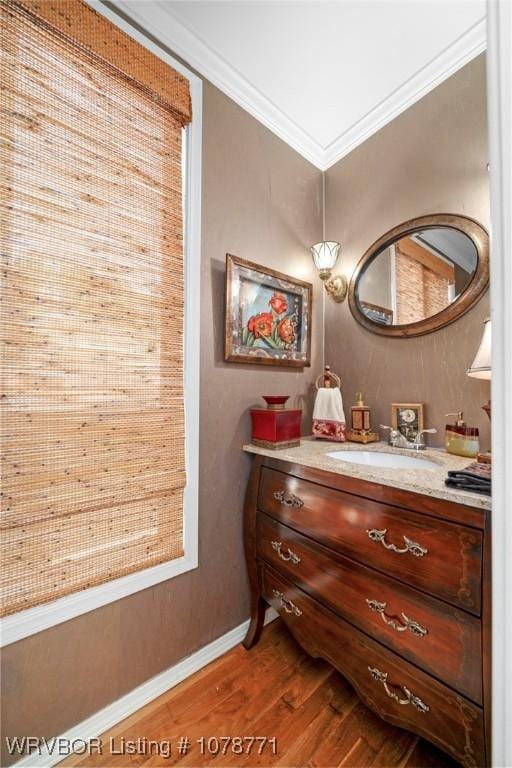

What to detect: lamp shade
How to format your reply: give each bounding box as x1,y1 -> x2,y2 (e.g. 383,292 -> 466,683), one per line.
467,318 -> 491,380
310,241 -> 340,272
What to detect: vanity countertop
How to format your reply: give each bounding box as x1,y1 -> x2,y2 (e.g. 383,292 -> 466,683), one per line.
243,437 -> 491,511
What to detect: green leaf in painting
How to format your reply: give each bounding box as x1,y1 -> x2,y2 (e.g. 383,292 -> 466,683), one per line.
261,335 -> 278,349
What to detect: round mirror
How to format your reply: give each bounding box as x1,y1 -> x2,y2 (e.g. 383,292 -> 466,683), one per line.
348,214 -> 489,338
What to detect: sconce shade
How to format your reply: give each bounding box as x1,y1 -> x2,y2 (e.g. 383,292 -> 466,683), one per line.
467,318 -> 491,380
311,241 -> 340,272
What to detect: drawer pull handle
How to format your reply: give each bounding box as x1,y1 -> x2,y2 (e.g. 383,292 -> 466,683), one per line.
366,528 -> 428,558
272,589 -> 302,616
273,490 -> 304,508
366,599 -> 428,637
271,541 -> 301,565
368,667 -> 430,714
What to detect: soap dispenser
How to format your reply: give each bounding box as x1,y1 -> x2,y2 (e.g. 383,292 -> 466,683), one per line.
346,392 -> 379,444
445,412 -> 480,458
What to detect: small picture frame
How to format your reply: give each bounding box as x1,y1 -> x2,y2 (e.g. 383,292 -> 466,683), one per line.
224,254 -> 312,367
391,403 -> 424,441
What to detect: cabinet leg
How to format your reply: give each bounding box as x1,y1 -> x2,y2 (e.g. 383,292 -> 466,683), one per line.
243,595 -> 266,650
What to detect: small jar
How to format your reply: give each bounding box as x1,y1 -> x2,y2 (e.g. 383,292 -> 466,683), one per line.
445,412 -> 479,458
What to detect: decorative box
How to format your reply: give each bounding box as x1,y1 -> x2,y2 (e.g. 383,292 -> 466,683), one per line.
250,396 -> 301,450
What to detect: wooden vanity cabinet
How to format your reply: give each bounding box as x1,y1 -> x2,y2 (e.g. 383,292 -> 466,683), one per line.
244,455 -> 491,768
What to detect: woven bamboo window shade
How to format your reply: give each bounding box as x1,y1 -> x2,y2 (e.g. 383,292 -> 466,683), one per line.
0,0 -> 192,616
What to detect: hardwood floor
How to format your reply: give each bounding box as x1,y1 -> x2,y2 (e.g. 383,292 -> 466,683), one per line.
63,620 -> 459,768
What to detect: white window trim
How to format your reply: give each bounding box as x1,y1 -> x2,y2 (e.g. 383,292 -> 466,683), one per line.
0,4 -> 202,648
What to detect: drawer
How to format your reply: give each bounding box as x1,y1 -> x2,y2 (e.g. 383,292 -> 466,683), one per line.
257,513 -> 482,704
261,566 -> 485,768
259,467 -> 483,614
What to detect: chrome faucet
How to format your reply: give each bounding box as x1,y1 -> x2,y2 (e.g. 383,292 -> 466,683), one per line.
380,425 -> 437,451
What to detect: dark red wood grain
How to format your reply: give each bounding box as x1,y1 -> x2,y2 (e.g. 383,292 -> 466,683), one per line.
259,455 -> 486,529
257,512 -> 482,704
258,467 -> 483,614
262,565 -> 485,768
243,455 -> 266,649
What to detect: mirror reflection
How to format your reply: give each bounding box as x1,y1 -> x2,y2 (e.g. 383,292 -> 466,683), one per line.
356,227 -> 478,326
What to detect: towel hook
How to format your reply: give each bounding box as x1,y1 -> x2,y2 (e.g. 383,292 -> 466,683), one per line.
315,365 -> 342,390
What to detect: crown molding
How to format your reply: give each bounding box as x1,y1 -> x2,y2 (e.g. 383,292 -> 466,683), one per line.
108,0 -> 324,168
322,17 -> 487,170
106,2 -> 485,172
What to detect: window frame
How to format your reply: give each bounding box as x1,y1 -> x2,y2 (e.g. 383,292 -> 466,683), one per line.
0,2 -> 202,647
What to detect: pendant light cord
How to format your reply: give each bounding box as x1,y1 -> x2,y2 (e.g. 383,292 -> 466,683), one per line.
322,173 -> 326,241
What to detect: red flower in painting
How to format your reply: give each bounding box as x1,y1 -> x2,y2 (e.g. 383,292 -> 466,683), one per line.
248,312 -> 274,339
277,316 -> 295,344
269,292 -> 288,315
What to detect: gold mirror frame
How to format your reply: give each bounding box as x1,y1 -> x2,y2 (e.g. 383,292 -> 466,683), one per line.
348,213 -> 489,338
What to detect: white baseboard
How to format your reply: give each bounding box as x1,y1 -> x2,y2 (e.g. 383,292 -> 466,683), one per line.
12,608 -> 279,768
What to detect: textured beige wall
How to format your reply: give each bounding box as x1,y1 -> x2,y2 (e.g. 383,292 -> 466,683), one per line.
325,54 -> 490,448
0,82 -> 322,764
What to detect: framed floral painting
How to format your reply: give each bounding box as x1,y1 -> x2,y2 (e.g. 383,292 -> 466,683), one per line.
224,255 -> 312,367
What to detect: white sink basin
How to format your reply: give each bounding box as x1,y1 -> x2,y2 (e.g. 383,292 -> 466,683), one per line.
326,450 -> 438,471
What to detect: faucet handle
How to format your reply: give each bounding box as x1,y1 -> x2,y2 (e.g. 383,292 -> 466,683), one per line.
380,425 -> 400,436
413,428 -> 437,446
380,425 -> 400,434
380,425 -> 402,446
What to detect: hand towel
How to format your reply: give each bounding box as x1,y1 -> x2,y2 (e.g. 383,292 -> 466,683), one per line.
445,461 -> 491,496
312,387 -> 346,442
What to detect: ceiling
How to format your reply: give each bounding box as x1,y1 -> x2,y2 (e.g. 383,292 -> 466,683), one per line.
114,0 -> 486,170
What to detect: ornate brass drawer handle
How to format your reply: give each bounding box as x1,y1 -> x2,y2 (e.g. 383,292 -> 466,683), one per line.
271,541 -> 301,565
272,589 -> 302,616
273,490 -> 304,508
368,667 -> 430,714
366,599 -> 428,637
366,528 -> 428,558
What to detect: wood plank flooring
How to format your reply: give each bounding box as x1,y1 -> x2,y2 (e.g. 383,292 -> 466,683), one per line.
63,620 -> 459,768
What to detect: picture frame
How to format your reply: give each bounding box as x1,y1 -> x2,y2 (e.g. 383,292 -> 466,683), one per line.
224,254 -> 312,367
391,402 -> 424,441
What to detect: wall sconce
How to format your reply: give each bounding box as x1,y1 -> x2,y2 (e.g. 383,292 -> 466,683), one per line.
310,241 -> 347,302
